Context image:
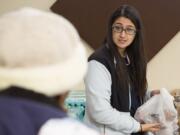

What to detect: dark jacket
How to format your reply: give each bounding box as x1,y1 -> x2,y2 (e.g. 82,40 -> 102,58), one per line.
0,87 -> 67,135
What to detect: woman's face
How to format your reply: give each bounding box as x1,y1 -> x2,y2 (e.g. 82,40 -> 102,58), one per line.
112,17 -> 136,54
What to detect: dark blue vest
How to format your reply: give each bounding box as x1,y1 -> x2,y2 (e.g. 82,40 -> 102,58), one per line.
0,87 -> 67,135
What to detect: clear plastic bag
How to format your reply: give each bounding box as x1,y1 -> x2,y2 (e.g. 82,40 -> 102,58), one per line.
134,88 -> 179,135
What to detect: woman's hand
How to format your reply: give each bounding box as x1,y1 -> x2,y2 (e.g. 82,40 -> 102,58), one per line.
140,123 -> 161,132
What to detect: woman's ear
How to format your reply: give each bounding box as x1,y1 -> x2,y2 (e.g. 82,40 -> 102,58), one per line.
57,91 -> 69,111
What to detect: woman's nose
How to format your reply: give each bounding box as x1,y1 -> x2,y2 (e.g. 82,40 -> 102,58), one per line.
119,30 -> 126,37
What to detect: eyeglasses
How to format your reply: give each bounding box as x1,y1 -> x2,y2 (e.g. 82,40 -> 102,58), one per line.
112,25 -> 136,35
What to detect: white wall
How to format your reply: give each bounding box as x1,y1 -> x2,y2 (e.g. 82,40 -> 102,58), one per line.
0,0 -> 56,14
147,31 -> 180,92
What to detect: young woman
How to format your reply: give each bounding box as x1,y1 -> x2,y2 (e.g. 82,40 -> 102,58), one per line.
84,5 -> 160,135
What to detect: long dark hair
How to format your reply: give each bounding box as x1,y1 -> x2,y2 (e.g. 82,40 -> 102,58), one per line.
105,5 -> 147,98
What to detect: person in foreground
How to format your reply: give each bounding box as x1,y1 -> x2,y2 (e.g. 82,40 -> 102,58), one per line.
0,7 -> 99,135
84,5 -> 161,135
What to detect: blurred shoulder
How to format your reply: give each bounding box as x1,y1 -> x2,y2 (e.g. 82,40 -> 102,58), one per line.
38,118 -> 100,135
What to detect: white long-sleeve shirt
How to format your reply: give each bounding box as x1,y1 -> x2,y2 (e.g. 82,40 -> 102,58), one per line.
84,60 -> 141,135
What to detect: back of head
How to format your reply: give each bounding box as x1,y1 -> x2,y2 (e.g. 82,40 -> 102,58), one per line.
0,7 -> 87,96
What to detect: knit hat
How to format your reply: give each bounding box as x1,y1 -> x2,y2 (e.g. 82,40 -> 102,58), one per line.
0,7 -> 87,96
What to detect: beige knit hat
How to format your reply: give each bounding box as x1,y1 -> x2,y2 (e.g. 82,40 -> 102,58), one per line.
0,7 -> 87,96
